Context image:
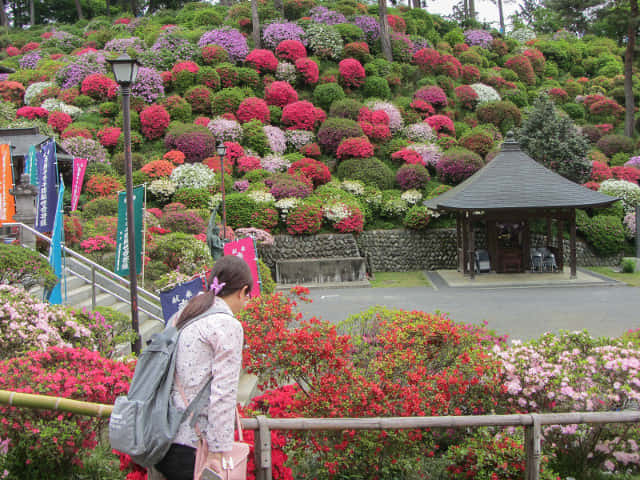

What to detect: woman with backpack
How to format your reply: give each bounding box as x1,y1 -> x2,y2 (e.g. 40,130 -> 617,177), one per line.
154,255 -> 253,480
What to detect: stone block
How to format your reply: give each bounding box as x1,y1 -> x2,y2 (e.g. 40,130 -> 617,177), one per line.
276,257 -> 367,284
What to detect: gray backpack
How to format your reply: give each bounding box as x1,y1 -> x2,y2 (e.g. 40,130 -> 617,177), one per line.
109,307 -> 227,468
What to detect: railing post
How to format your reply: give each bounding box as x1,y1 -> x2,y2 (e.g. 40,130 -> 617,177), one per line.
525,414 -> 541,480
254,415 -> 272,480
91,265 -> 96,311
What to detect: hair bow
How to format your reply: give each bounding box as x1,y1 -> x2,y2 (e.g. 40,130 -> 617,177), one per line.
210,276 -> 226,295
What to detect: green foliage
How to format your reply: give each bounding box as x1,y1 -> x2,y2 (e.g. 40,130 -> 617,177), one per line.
621,258 -> 636,274
226,193 -> 260,228
151,232 -> 213,273
337,157 -> 395,190
313,82 -> 346,111
329,98 -> 364,120
243,119 -> 270,156
257,258 -> 276,295
110,152 -> 145,176
333,23 -> 364,44
562,102 -> 585,121
518,94 -> 591,184
362,76 -> 391,99
403,205 -> 432,230
0,244 -> 57,290
81,197 -> 118,220
581,215 -> 626,256
610,152 -> 630,167
211,87 -> 252,116
172,188 -> 212,210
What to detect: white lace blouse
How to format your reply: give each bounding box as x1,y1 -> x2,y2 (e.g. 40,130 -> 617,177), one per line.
171,297 -> 244,452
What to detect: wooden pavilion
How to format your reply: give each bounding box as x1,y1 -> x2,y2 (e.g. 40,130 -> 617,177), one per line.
424,133 -> 619,279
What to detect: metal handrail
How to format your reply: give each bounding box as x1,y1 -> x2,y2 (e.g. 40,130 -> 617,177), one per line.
3,222 -> 163,323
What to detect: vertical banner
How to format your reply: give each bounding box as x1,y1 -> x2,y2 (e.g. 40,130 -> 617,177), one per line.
115,185 -> 144,277
35,140 -> 58,233
159,277 -> 204,324
223,237 -> 261,297
0,144 -> 15,225
25,145 -> 38,186
47,179 -> 65,305
70,158 -> 87,212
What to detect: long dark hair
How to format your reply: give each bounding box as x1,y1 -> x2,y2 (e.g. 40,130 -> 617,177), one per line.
175,255 -> 253,328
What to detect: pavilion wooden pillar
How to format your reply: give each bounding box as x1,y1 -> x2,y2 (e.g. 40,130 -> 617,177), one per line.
456,213 -> 463,272
469,215 -> 476,279
556,219 -> 564,271
462,213 -> 469,275
569,210 -> 577,278
546,217 -> 552,246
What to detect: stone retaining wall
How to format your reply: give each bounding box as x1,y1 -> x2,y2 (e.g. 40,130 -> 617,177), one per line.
258,229 -> 621,273
530,233 -> 623,268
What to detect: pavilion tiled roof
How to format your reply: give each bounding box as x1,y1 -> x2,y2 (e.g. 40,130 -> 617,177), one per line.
0,127 -> 73,161
424,134 -> 618,211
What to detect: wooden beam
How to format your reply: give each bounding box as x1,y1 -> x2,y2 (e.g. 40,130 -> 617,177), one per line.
525,414 -> 541,480
556,220 -> 564,271
570,210 -> 577,278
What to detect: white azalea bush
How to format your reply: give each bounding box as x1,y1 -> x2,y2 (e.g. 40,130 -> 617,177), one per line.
170,163 -> 217,190
470,83 -> 501,104
599,179 -> 640,214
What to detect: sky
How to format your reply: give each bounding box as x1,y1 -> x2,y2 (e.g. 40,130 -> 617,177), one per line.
423,0 -> 521,30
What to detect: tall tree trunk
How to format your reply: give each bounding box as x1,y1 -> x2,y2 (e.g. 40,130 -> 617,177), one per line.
130,0 -> 137,16
412,0 -> 421,9
0,0 -> 8,27
468,0 -> 476,21
106,0 -> 110,16
251,0 -> 261,48
273,0 -> 284,18
29,0 -> 34,25
463,0 -> 469,20
624,0 -> 638,137
74,0 -> 84,20
379,0 -> 393,62
497,0 -> 505,34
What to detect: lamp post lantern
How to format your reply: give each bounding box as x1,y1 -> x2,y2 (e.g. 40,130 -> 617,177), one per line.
107,54 -> 142,355
216,141 -> 228,242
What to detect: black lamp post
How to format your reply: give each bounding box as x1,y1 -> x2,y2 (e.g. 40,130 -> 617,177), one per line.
216,141 -> 228,242
107,54 -> 142,355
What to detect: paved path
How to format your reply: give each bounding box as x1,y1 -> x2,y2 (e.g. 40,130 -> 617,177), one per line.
296,281 -> 640,342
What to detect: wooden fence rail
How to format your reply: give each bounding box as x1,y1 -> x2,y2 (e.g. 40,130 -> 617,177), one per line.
1,389 -> 639,480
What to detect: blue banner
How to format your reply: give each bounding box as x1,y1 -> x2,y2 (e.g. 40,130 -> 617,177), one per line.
159,277 -> 203,324
35,140 -> 58,233
47,178 -> 65,305
25,145 -> 38,186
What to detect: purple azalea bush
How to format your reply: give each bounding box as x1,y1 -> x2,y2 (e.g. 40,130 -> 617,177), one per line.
367,100 -> 403,133
198,28 -> 249,63
261,154 -> 291,173
625,156 -> 640,169
354,16 -> 380,43
104,37 -> 146,54
310,6 -> 347,25
55,56 -> 107,89
262,22 -> 307,50
43,30 -> 82,52
233,179 -> 250,192
284,130 -> 315,150
0,74 -> 8,82
19,50 -> 42,70
264,125 -> 286,154
464,29 -> 493,48
207,117 -> 243,142
61,137 -> 109,163
406,143 -> 442,168
131,67 -> 164,103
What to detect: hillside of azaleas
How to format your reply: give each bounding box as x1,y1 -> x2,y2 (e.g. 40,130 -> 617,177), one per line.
1,2 -> 640,288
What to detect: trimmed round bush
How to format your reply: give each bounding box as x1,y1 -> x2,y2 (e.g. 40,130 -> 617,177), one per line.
329,98 -> 364,120
286,202 -> 323,235
458,127 -> 496,158
184,86 -> 214,115
337,157 -> 394,190
436,147 -> 484,185
362,76 -> 390,100
175,130 -> 217,162
476,100 -> 522,134
162,95 -> 192,123
265,81 -> 298,107
245,49 -> 278,74
580,215 -> 626,256
403,205 -> 432,230
211,87 -> 249,116
140,104 -> 170,140
313,83 -> 346,111
242,120 -> 270,156
336,137 -> 374,161
225,193 -> 259,229
288,158 -> 331,187
596,134 -> 634,157
237,97 -> 270,124
267,175 -> 313,200
317,117 -> 363,155
396,164 -> 430,191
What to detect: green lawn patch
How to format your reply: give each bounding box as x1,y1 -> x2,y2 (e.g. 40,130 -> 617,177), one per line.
589,266 -> 640,287
369,271 -> 431,288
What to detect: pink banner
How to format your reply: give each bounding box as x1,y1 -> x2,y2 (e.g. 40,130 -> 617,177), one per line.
70,157 -> 87,212
223,237 -> 261,297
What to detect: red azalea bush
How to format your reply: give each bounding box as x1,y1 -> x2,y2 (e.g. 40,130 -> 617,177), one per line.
475,101 -> 522,134
396,163 -> 430,190
336,136 -> 374,160
175,131 -> 217,162
523,48 -> 546,75
295,57 -> 319,85
202,45 -> 230,65
288,157 -> 331,187
172,61 -> 199,74
250,207 -> 279,231
276,40 -> 307,62
343,42 -> 370,63
237,155 -> 262,173
334,207 -> 365,233
265,81 -> 299,107
163,150 -> 186,165
412,48 -> 441,74
215,63 -> 239,88
612,166 -> 640,183
140,159 -> 175,178
246,49 -> 279,74
85,174 -> 124,199
436,54 -> 462,79
454,85 -> 479,110
97,127 -> 122,149
237,97 -> 270,124
414,85 -> 448,109
281,100 -> 320,131
591,161 -> 613,182
338,58 -> 366,89
459,129 -> 496,158
410,99 -> 436,118
548,87 -> 569,104
46,111 -> 72,134
16,106 -> 48,120
140,104 -> 170,140
0,347 -> 134,477
204,155 -> 233,175
505,55 -> 536,85
426,114 -> 456,136
5,46 -> 20,56
437,147 -> 484,185
58,87 -> 79,104
386,14 -> 406,32
285,202 -> 323,234
194,116 -> 210,127
583,181 -> 601,191
184,86 -> 214,115
80,73 -> 118,101
299,142 -> 321,158
391,147 -> 425,166
461,64 -> 481,84
0,81 -> 26,105
589,98 -> 625,123
61,126 -> 93,140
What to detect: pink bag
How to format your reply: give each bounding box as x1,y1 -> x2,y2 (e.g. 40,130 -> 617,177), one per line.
193,410 -> 250,480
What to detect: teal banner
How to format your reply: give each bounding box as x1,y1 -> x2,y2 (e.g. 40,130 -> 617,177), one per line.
115,185 -> 144,277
